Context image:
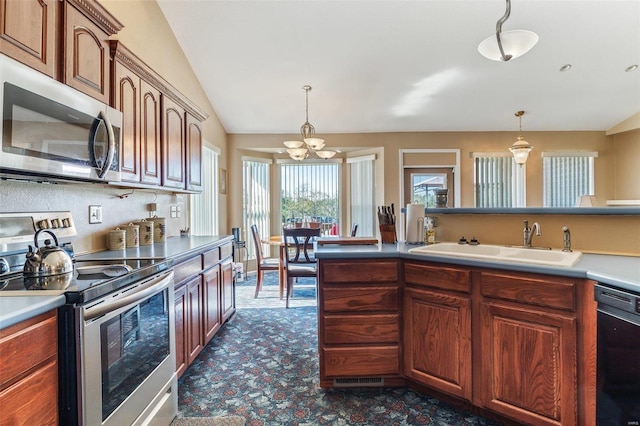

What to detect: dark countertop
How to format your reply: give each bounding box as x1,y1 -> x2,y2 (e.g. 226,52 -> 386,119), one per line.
0,235 -> 232,330
315,242 -> 640,294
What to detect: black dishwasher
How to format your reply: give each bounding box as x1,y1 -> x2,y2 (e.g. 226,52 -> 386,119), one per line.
595,283 -> 640,426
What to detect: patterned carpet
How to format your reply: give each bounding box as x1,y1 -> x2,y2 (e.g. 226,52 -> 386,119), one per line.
176,271 -> 501,425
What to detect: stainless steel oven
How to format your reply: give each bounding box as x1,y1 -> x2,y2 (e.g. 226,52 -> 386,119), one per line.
595,283 -> 640,426
0,54 -> 121,183
58,265 -> 177,426
80,269 -> 176,425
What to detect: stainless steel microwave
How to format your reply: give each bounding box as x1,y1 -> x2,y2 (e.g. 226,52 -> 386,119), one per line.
0,54 -> 121,183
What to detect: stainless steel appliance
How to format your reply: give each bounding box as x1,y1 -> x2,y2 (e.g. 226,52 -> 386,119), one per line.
0,54 -> 121,183
0,212 -> 177,426
595,283 -> 640,425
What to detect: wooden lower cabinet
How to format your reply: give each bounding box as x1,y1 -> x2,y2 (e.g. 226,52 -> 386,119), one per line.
318,257 -> 596,426
173,239 -> 235,377
479,301 -> 577,425
0,310 -> 58,425
318,258 -> 402,388
404,287 -> 472,401
203,266 -> 222,343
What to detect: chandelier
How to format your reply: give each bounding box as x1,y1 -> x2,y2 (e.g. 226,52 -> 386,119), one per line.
477,0 -> 538,62
283,85 -> 336,161
509,111 -> 533,165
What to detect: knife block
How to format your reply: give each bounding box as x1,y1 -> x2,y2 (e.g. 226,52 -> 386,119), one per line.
379,225 -> 397,244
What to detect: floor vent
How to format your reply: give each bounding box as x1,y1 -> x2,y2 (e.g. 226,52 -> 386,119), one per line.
333,377 -> 384,387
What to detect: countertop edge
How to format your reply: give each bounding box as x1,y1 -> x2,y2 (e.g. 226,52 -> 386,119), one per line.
1,235 -> 234,330
315,242 -> 640,292
0,295 -> 66,330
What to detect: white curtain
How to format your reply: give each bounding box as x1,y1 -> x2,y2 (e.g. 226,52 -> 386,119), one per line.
348,155 -> 375,237
190,146 -> 219,235
473,154 -> 524,207
242,158 -> 271,259
543,152 -> 596,207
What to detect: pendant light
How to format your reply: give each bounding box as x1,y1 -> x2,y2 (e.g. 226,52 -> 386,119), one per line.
478,0 -> 538,62
283,85 -> 336,161
509,111 -> 533,165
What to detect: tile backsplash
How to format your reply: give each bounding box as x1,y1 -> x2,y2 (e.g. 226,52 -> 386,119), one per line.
1,180 -> 187,254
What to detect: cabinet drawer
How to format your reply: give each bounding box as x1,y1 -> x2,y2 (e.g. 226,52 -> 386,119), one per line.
404,262 -> 471,293
0,311 -> 57,390
324,314 -> 399,345
323,287 -> 399,312
480,271 -> 576,311
174,256 -> 202,285
220,242 -> 233,260
321,260 -> 398,283
323,346 -> 400,377
202,248 -> 220,269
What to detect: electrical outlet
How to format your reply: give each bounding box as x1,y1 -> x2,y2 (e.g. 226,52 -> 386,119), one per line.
89,205 -> 102,224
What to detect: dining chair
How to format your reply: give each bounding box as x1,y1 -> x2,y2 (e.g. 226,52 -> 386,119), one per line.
282,227 -> 321,308
351,223 -> 358,237
250,224 -> 280,298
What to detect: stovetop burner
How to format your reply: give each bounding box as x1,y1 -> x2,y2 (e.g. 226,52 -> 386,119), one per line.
0,258 -> 173,303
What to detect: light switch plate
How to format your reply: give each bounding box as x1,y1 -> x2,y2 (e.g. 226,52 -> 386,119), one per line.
89,205 -> 102,224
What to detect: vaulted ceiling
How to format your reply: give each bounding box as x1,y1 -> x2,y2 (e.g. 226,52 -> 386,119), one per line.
158,0 -> 640,135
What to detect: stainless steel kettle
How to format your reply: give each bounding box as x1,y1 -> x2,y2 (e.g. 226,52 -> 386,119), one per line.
23,229 -> 73,277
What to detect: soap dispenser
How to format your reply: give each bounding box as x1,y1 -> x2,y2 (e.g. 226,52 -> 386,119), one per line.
425,221 -> 436,245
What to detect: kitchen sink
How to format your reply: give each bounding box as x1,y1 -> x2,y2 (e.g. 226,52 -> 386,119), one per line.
408,242 -> 582,267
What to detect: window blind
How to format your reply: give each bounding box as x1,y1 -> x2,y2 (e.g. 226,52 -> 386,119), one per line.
543,153 -> 596,207
348,155 -> 375,237
280,162 -> 340,232
474,155 -> 521,207
242,159 -> 271,259
190,147 -> 219,236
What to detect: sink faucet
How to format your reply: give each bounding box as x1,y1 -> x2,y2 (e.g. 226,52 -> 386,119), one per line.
562,226 -> 572,252
523,220 -> 541,247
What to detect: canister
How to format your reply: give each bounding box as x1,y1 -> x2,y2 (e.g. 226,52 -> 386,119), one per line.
135,219 -> 154,245
152,216 -> 166,243
107,228 -> 126,250
122,223 -> 139,248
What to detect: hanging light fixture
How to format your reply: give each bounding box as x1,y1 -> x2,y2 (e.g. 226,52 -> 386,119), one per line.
478,0 -> 538,62
283,85 -> 336,161
509,110 -> 533,165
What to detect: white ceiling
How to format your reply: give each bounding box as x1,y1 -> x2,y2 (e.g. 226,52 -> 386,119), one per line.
157,0 -> 640,136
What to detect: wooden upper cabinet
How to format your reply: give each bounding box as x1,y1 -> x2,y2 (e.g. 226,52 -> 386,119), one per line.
0,0 -> 58,77
113,60 -> 140,183
186,113 -> 203,192
162,95 -> 186,189
63,0 -> 122,103
111,41 -> 162,186
140,81 -> 161,185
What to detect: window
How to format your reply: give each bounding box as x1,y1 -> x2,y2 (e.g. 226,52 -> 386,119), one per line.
348,155 -> 375,237
280,161 -> 340,234
473,154 -> 525,207
543,152 -> 597,207
242,158 -> 271,259
190,146 -> 219,235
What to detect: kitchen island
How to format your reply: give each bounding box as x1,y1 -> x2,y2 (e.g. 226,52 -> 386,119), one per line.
315,242 -> 639,426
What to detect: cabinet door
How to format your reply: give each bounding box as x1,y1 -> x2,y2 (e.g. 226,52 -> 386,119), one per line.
63,2 -> 110,103
186,276 -> 204,365
203,267 -> 221,344
174,284 -> 188,377
480,302 -> 577,426
162,96 -> 186,189
140,80 -> 162,186
403,287 -> 472,401
0,0 -> 58,77
186,113 -> 203,192
113,60 -> 140,183
220,259 -> 235,322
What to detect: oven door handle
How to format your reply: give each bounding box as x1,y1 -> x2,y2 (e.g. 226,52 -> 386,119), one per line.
83,270 -> 173,321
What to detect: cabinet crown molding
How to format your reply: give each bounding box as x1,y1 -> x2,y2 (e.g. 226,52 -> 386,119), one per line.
66,0 -> 124,35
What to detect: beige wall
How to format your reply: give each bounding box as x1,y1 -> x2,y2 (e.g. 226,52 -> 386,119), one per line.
229,129 -> 640,256
0,0 -> 228,254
